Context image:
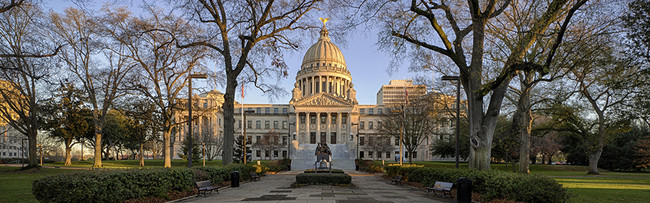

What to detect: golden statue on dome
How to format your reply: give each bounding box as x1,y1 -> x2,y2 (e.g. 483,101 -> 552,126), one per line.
318,17 -> 329,27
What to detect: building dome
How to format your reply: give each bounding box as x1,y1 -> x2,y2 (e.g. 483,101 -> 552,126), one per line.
301,27 -> 346,69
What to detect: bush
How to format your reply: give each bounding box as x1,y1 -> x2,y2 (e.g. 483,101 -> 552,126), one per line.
303,169 -> 344,173
356,160 -> 385,173
32,164 -> 259,203
32,168 -> 195,203
384,166 -> 569,203
295,173 -> 351,185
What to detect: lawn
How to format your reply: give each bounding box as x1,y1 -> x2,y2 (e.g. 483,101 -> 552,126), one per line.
379,160 -> 650,203
0,166 -> 78,203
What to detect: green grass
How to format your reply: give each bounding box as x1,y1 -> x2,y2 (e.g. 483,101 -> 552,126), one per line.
376,161 -> 650,203
0,166 -> 78,203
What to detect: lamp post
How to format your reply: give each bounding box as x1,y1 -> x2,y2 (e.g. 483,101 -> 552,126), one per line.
350,122 -> 360,159
441,75 -> 461,169
243,110 -> 255,164
287,122 -> 295,159
187,73 -> 208,168
201,142 -> 206,166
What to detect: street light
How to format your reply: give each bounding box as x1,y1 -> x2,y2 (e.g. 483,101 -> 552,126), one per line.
287,122 -> 295,159
350,122 -> 360,160
441,75 -> 461,169
187,73 -> 208,168
243,110 -> 255,164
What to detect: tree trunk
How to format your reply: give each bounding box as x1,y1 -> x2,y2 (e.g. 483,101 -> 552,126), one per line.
27,127 -> 38,167
92,110 -> 102,168
139,143 -> 144,167
517,74 -> 533,174
221,75 -> 237,166
65,146 -> 72,166
588,149 -> 602,174
163,120 -> 172,168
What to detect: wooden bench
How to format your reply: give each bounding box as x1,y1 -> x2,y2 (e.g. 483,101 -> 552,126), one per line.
250,172 -> 260,181
195,180 -> 219,197
426,181 -> 453,198
391,175 -> 403,185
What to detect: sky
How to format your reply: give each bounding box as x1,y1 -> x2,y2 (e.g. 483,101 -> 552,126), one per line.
44,0 -> 430,105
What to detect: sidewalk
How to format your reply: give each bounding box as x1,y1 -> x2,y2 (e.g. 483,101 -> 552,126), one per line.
174,170 -> 448,203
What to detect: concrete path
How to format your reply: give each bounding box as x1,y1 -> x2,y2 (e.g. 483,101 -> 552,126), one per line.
175,170 -> 448,203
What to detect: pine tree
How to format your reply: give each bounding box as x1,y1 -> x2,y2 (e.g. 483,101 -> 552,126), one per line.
233,135 -> 251,164
177,134 -> 200,162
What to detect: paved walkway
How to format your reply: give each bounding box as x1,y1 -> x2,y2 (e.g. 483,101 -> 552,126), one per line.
175,170 -> 448,203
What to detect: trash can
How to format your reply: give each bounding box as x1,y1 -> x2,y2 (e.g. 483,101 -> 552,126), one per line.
230,170 -> 240,187
456,177 -> 472,203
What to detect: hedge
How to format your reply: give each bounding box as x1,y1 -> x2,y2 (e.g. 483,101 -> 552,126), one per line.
384,165 -> 569,203
303,169 -> 344,173
295,173 -> 352,185
33,165 -> 257,203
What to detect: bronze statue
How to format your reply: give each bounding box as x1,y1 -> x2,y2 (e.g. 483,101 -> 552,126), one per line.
314,142 -> 331,169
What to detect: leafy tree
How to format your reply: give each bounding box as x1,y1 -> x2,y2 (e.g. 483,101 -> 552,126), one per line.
233,135 -> 251,164
600,126 -> 648,171
431,120 -> 470,160
622,0 -> 650,127
42,82 -> 89,165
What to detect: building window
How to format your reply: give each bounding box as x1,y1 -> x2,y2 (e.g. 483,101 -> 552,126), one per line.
247,136 -> 252,144
342,114 -> 347,124
377,121 -> 382,129
256,136 -> 261,143
256,150 -> 261,157
273,151 -> 278,158
256,108 -> 261,113
360,109 -> 364,114
273,121 -> 279,129
360,121 -> 365,129
248,120 -> 252,129
256,121 -> 261,129
395,138 -> 399,146
378,109 -> 382,114
377,152 -> 382,158
369,109 -> 373,115
320,113 -> 326,124
386,152 -> 391,158
310,114 -> 316,124
413,151 -> 418,159
248,108 -> 253,112
282,137 -> 287,145
330,132 -> 336,144
331,114 -> 337,124
238,120 -> 241,129
282,151 -> 287,158
274,108 -> 279,114
360,151 -> 365,158
369,151 -> 374,158
265,121 -> 270,129
369,121 -> 374,129
360,137 -> 365,145
300,114 -> 306,124
265,108 -> 270,114
282,121 -> 287,129
283,108 -> 288,114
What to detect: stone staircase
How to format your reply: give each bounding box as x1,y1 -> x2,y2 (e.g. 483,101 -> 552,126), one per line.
290,143 -> 355,170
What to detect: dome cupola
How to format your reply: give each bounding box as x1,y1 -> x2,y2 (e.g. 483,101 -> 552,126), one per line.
301,20 -> 346,69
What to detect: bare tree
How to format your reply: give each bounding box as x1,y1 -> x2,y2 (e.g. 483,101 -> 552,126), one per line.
364,135 -> 394,160
0,3 -> 54,167
252,130 -> 283,160
346,0 -> 586,170
200,123 -> 223,160
100,6 -> 207,167
172,0 -> 322,165
379,95 -> 439,164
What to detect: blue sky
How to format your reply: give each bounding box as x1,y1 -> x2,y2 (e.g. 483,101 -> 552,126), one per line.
45,1 -> 426,105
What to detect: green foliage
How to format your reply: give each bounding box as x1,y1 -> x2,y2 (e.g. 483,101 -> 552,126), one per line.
32,164 -> 258,202
600,126 -> 649,171
357,159 -> 384,173
232,135 -> 251,164
384,166 -> 569,203
177,134 -> 201,162
32,168 -> 194,202
295,173 -> 351,185
303,169 -> 344,173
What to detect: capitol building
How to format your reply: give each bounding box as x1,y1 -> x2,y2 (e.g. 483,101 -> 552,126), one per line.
172,23 -> 455,169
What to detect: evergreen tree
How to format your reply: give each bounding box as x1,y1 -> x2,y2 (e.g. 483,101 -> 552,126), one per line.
178,134 -> 200,162
233,135 -> 251,164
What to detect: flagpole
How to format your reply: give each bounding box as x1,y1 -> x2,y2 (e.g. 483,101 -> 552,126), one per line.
241,81 -> 245,164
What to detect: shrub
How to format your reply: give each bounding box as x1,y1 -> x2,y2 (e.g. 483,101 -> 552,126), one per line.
32,168 -> 194,203
32,165 -> 258,203
295,173 -> 351,185
303,169 -> 344,173
384,166 -> 569,203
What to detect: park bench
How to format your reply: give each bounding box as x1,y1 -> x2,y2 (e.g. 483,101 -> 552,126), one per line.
195,180 -> 219,197
250,172 -> 261,181
426,181 -> 453,198
391,175 -> 403,185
